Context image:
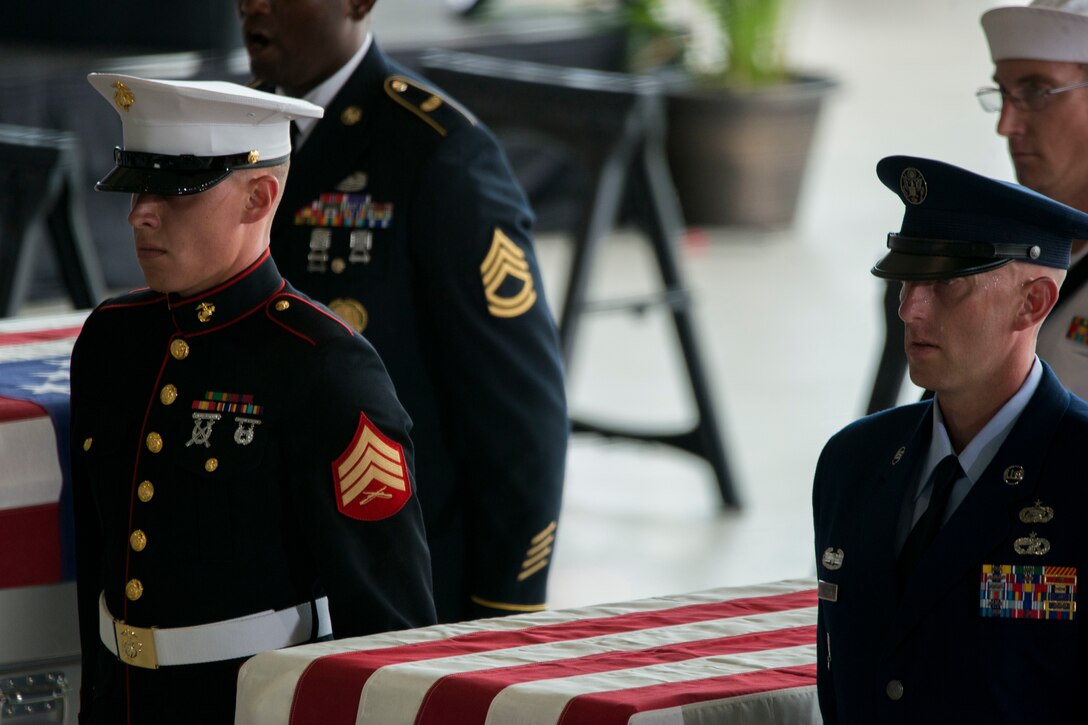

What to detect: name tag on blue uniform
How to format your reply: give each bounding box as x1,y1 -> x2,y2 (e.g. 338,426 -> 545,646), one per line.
818,580 -> 838,602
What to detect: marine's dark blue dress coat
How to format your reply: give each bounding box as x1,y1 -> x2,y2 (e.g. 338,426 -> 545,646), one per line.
268,42 -> 569,621
71,252 -> 435,724
813,363 -> 1088,723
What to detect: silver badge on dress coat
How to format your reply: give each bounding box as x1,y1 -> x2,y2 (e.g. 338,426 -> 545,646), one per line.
822,547 -> 845,570
186,412 -> 221,448
233,417 -> 261,446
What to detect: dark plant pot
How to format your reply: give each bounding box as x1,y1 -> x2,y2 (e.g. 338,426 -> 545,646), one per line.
665,74 -> 836,229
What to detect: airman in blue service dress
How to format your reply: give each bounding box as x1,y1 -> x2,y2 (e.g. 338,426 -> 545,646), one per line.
72,73 -> 435,724
266,41 -> 569,622
813,156 -> 1088,723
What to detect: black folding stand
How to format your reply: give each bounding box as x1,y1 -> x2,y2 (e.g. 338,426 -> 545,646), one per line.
867,280 -> 907,414
0,124 -> 106,316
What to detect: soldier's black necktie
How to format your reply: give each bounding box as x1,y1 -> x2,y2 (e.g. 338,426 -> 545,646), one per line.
897,454 -> 963,590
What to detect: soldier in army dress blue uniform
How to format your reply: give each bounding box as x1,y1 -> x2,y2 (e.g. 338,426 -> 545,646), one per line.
238,0 -> 569,621
813,156 -> 1088,723
72,73 -> 435,724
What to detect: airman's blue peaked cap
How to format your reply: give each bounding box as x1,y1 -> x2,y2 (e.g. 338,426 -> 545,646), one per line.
872,155 -> 1088,280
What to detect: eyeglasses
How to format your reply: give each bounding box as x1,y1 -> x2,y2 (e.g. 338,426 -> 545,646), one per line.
977,80 -> 1088,112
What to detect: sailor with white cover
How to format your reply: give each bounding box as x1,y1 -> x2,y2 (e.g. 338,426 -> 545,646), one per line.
981,0 -> 1088,397
72,73 -> 435,724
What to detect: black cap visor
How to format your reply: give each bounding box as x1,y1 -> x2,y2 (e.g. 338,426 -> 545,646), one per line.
871,250 -> 1011,281
95,164 -> 233,196
94,148 -> 288,196
869,232 -> 1040,280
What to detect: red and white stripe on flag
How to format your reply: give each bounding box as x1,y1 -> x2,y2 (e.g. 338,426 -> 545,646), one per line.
0,312 -> 85,589
235,579 -> 819,725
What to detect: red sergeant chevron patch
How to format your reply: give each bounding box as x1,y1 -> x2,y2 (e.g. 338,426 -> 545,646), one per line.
332,412 -> 411,521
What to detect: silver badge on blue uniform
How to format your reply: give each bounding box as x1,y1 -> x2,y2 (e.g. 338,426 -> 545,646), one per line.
822,547 -> 844,570
1013,532 -> 1051,556
1019,500 -> 1054,524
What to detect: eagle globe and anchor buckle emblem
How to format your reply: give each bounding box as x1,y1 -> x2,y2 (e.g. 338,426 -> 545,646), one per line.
114,620 -> 159,669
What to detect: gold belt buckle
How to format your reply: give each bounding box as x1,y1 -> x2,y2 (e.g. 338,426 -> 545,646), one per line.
113,620 -> 159,669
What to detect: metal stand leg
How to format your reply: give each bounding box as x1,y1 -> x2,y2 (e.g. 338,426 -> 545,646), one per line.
419,51 -> 741,508
0,125 -> 106,317
560,97 -> 740,509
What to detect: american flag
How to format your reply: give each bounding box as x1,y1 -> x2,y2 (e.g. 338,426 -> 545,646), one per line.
0,312 -> 86,589
236,579 -> 819,725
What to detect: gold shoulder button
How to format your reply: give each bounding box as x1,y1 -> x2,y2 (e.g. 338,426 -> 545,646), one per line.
275,299 -> 290,312
383,74 -> 477,137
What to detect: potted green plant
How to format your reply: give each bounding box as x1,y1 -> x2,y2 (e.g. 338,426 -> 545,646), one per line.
626,0 -> 836,228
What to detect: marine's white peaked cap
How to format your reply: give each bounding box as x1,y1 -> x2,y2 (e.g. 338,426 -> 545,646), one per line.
983,0 -> 1088,63
87,72 -> 323,195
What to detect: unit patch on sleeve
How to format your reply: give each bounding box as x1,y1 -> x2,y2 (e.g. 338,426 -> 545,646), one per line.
979,564 -> 1076,620
480,228 -> 537,318
332,412 -> 411,521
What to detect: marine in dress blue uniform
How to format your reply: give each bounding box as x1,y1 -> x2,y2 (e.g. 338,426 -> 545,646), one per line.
250,31 -> 569,621
813,156 -> 1088,723
72,74 -> 435,724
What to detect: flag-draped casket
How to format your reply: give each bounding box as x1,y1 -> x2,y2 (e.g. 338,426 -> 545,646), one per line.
0,312 -> 86,589
0,312 -> 87,722
236,579 -> 819,725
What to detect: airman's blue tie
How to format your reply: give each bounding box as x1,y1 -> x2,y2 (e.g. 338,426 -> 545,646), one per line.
897,454 -> 963,591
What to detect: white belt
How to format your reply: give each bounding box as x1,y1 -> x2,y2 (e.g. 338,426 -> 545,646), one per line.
99,592 -> 331,669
